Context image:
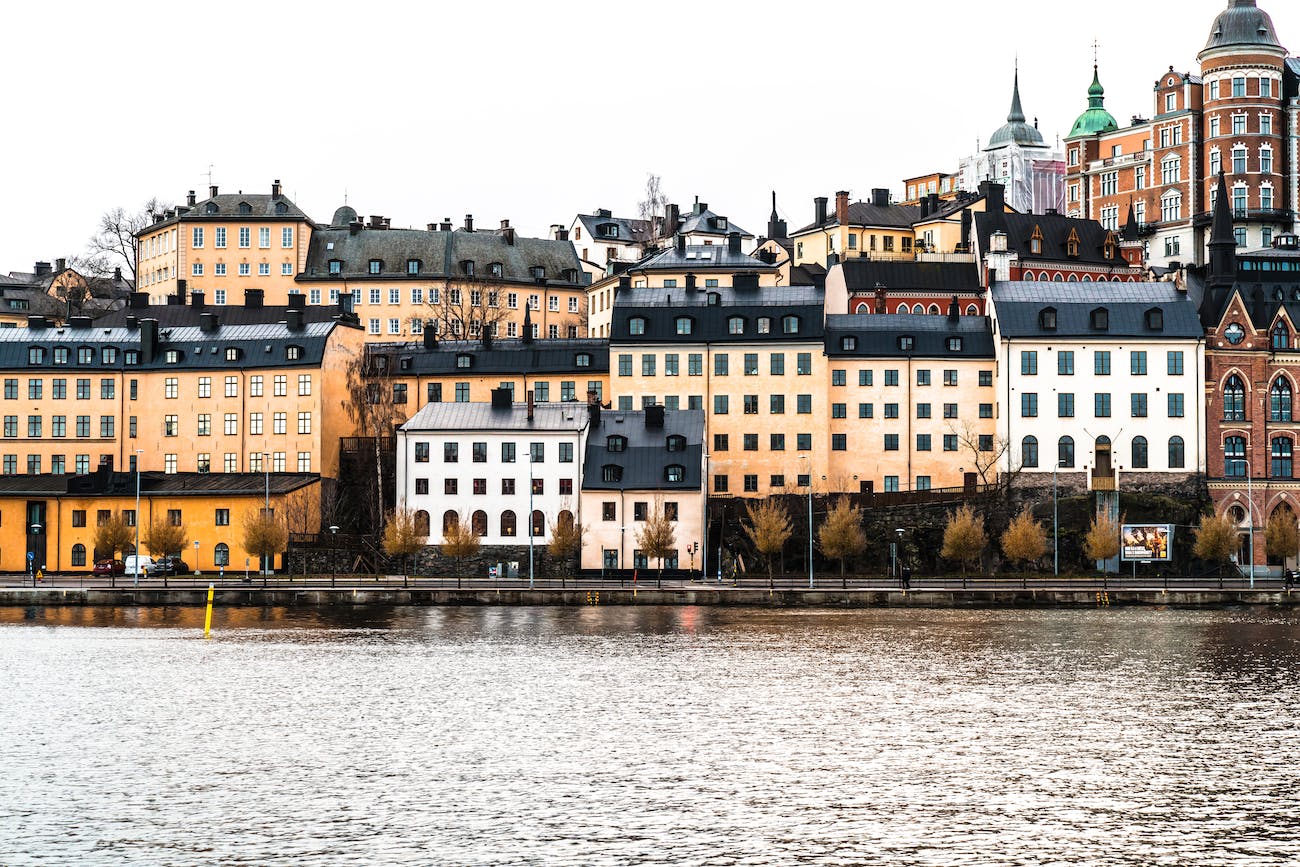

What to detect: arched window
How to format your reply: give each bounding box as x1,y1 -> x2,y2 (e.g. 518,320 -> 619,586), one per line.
912,304 -> 925,314
1228,504 -> 1247,526
472,510 -> 488,537
1081,275 -> 1093,282
414,510 -> 431,536
443,510 -> 459,533
928,304 -> 940,315
1273,322 -> 1290,350
1224,436 -> 1246,476
966,304 -> 979,315
1039,307 -> 1057,330
557,510 -> 575,534
896,303 -> 908,314
1271,377 -> 1293,421
1067,274 -> 1079,282
501,510 -> 517,537
727,316 -> 745,335
855,302 -> 869,314
628,316 -> 647,336
1224,375 -> 1246,421
782,315 -> 801,334
1021,436 -> 1039,468
675,316 -> 694,335
71,543 -> 86,567
1090,307 -> 1109,330
1272,436 -> 1294,478
1132,436 -> 1149,469
1059,436 -> 1075,468
531,510 -> 545,537
1053,273 -> 1064,282
1169,436 -> 1185,469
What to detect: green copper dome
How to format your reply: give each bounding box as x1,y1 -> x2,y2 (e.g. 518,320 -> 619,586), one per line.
1068,66 -> 1119,138
987,70 -> 1046,149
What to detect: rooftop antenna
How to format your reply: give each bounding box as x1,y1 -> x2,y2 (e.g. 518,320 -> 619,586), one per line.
1092,39 -> 1100,68
204,164 -> 214,187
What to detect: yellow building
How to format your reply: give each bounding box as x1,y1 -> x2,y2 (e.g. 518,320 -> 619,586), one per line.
135,181 -> 314,305
823,315 -> 998,493
608,284 -> 831,497
0,470 -> 319,573
902,173 -> 960,205
790,190 -> 922,269
911,183 -> 1016,256
295,212 -> 589,344
0,259 -> 132,328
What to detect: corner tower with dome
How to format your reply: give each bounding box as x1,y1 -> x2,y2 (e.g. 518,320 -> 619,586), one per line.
1064,0 -> 1298,270
958,69 -> 1065,214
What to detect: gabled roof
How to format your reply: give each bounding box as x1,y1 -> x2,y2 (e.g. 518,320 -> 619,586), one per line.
677,207 -> 751,238
991,282 -> 1202,339
825,314 -> 995,359
575,213 -> 651,245
630,245 -> 775,273
792,201 -> 922,235
140,193 -> 312,233
370,338 -> 609,376
973,211 -> 1130,267
582,409 -> 704,492
611,286 -> 824,345
833,259 -> 982,293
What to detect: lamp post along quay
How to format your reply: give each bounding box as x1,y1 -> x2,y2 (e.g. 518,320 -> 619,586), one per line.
1229,457 -> 1256,588
1053,459 -> 1069,577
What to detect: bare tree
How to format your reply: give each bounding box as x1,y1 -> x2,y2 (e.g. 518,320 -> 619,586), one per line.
941,505 -> 986,579
92,513 -> 134,561
635,496 -> 677,580
637,173 -> 669,245
818,496 -> 867,585
547,508 -> 584,568
382,506 -> 424,584
345,347 -> 400,534
86,197 -> 170,284
743,499 -> 793,588
142,520 -> 189,559
440,513 -> 481,578
415,280 -> 515,343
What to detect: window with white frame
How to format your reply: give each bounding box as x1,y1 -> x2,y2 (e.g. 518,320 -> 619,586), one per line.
1260,146 -> 1273,174
258,227 -> 270,248
281,227 -> 293,247
192,227 -> 204,248
239,227 -> 250,248
388,318 -> 400,334
192,263 -> 203,276
258,263 -> 270,276
1161,191 -> 1182,222
215,227 -> 226,248
1161,156 -> 1180,185
281,263 -> 293,276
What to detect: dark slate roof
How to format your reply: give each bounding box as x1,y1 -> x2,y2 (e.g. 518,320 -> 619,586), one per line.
834,259 -> 982,292
973,211 -> 1128,267
630,244 -> 776,273
824,314 -> 995,358
369,338 -> 609,376
582,409 -> 704,492
793,201 -> 922,235
678,207 -> 751,238
400,401 -> 591,433
790,264 -> 827,290
1203,0 -> 1283,52
94,301 -> 350,329
576,213 -> 651,245
300,226 -> 588,287
0,288 -> 67,318
611,287 -> 825,345
991,282 -> 1203,339
142,193 -> 312,232
0,471 -> 317,497
1192,242 -> 1300,328
0,320 -> 350,372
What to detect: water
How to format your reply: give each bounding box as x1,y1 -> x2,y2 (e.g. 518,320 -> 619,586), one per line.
1,605 -> 1298,866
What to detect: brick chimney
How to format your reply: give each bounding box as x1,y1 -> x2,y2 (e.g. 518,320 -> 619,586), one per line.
835,191 -> 850,225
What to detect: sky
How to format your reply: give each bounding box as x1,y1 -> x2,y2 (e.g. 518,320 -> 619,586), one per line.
2,0 -> 1297,272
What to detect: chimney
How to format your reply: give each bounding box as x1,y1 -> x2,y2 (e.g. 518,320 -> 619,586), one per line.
980,181 -> 1005,215
500,219 -> 510,230
589,401 -> 602,429
503,227 -> 516,246
727,231 -> 742,254
175,279 -> 187,306
190,290 -> 205,308
555,228 -> 569,242
55,257 -> 67,273
491,387 -> 512,410
125,315 -> 138,330
129,291 -> 149,309
617,275 -> 631,292
69,315 -> 92,329
920,197 -> 932,219
286,308 -> 304,331
482,323 -> 494,349
209,185 -> 219,198
685,274 -> 697,291
427,223 -> 437,232
527,389 -> 535,421
288,293 -> 306,310
338,292 -> 354,314
199,312 -> 219,332
948,295 -> 960,322
874,282 -> 887,314
113,267 -> 122,282
140,318 -> 159,364
441,220 -> 453,232
187,190 -> 196,206
27,315 -> 48,329
272,179 -> 282,198
663,203 -> 680,238
814,196 -> 829,225
244,288 -> 264,308
675,234 -> 686,255
464,214 -> 474,232
835,190 -> 850,225
871,188 -> 890,207
34,261 -> 52,278
645,404 -> 665,429
733,273 -> 760,292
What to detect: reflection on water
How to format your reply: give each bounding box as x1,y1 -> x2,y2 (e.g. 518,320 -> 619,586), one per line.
2,607 -> 1298,866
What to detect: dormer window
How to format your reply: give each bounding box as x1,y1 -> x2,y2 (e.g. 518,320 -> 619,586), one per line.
1090,307 -> 1109,330
1273,322 -> 1290,350
328,259 -> 342,276
1104,231 -> 1118,260
947,337 -> 963,352
1029,226 -> 1044,255
165,350 -> 181,364
530,266 -> 545,279
607,435 -> 627,453
53,347 -> 69,365
666,435 -> 686,452
77,347 -> 94,365
717,218 -> 729,231
840,336 -> 857,351
707,292 -> 721,307
459,260 -> 475,277
629,316 -> 647,336
757,317 -> 772,334
275,201 -> 289,215
225,347 -> 241,361
407,259 -> 421,275
27,347 -> 44,365
205,202 -> 219,214
1039,307 -> 1057,330
368,259 -> 382,275
286,345 -> 303,361
898,335 -> 915,351
1145,307 -> 1165,331
675,316 -> 694,335
782,315 -> 800,335
124,350 -> 139,366
575,353 -> 592,368
562,268 -> 578,283
665,464 -> 685,483
1067,229 -> 1080,258
238,201 -> 252,215
602,464 -> 623,482
456,354 -> 472,369
489,263 -> 503,278
728,316 -> 746,335
599,223 -> 618,238
102,347 -> 118,364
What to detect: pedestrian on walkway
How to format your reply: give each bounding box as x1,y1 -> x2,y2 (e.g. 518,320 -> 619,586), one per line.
901,565 -> 912,591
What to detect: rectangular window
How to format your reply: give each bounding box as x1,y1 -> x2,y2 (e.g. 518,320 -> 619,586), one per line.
688,354 -> 702,376
916,403 -> 931,419
1130,351 -> 1147,376
743,434 -> 758,452
797,395 -> 812,414
1132,393 -> 1148,418
944,434 -> 958,452
884,403 -> 899,419
770,395 -> 785,414
797,353 -> 812,376
714,354 -> 729,376
249,413 -> 263,435
1058,393 -> 1075,418
979,404 -> 993,419
1095,393 -> 1112,417
770,354 -> 785,376
831,434 -> 847,451
239,227 -> 250,248
1058,352 -> 1074,375
1020,351 -> 1037,375
916,369 -> 931,387
1168,393 -> 1185,418
884,434 -> 899,451
916,434 -> 931,452
617,354 -> 632,377
258,227 -> 270,248
297,412 -> 311,434
641,355 -> 656,376
885,370 -> 899,387
744,395 -> 759,415
714,395 -> 728,415
1021,393 -> 1038,417
274,375 -> 287,396
859,403 -> 873,418
943,370 -> 958,387
1167,351 -> 1184,376
1094,351 -> 1111,376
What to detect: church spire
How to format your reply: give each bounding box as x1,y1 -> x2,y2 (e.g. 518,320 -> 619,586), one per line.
1007,63 -> 1026,123
1208,168 -> 1238,284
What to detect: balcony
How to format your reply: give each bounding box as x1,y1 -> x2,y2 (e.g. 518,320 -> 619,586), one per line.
1193,208 -> 1295,227
1086,152 -> 1153,171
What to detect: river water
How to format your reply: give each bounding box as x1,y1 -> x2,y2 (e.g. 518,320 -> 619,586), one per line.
1,605 -> 1298,866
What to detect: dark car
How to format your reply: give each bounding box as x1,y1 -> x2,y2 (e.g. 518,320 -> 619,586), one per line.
154,556 -> 191,575
93,559 -> 125,576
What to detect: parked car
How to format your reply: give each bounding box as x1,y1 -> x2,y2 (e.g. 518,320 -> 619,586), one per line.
92,559 -> 125,576
124,554 -> 154,577
154,556 -> 191,575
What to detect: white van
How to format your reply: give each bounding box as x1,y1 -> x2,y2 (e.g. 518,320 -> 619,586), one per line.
124,555 -> 155,577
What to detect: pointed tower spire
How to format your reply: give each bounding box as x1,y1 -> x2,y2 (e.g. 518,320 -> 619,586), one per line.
766,190 -> 787,240
522,304 -> 534,344
1007,63 -> 1026,123
1208,168 -> 1238,285
1122,199 -> 1140,241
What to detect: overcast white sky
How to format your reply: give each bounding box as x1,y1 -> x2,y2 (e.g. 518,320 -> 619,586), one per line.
2,0 -> 1296,271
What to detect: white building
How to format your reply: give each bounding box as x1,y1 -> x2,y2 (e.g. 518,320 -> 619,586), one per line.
395,394 -> 591,546
989,282 -> 1207,481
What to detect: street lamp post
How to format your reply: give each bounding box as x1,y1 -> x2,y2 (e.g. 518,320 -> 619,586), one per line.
528,443 -> 535,591
29,523 -> 42,587
133,449 -> 144,587
329,525 -> 340,587
1229,457 -> 1255,588
800,457 -> 813,588
892,527 -> 904,581
1053,459 -> 1069,577
263,452 -> 271,576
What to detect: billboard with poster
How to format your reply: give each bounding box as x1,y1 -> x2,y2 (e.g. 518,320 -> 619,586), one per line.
1121,524 -> 1173,562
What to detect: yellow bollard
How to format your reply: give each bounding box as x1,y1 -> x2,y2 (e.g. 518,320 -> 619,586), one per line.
203,584 -> 214,638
